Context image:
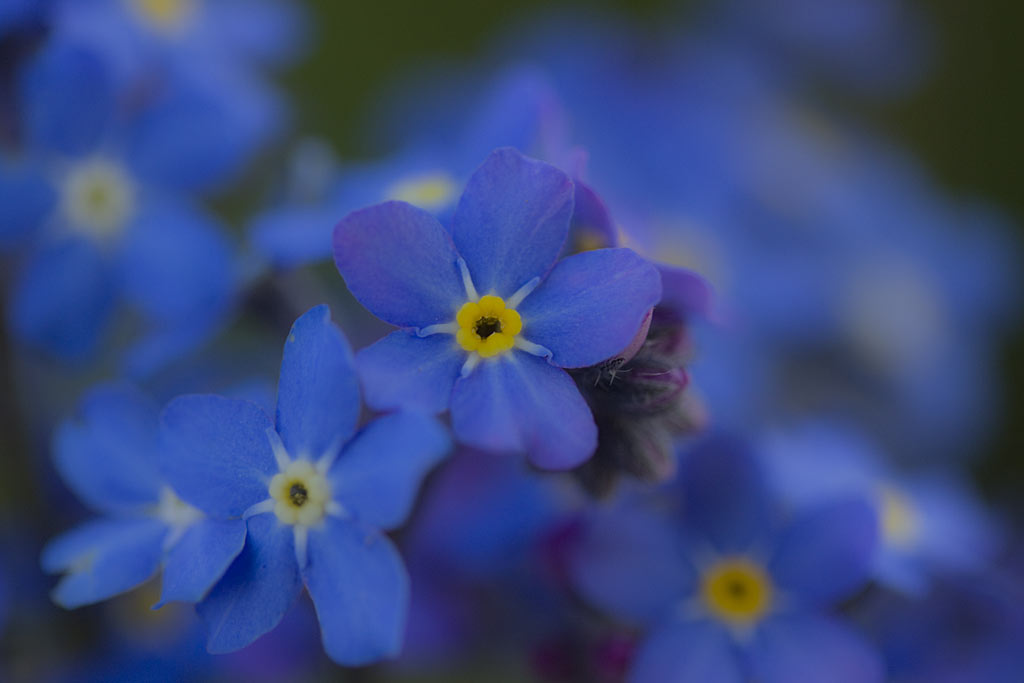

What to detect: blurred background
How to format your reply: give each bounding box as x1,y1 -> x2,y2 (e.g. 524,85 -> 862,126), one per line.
1,0 -> 1022,681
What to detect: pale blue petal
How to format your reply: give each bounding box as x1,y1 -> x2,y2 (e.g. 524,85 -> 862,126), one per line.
159,395 -> 277,518
329,412 -> 450,530
304,517 -> 409,666
518,248 -> 661,368
42,518 -> 167,608
450,352 -> 596,470
356,330 -> 462,414
333,201 -> 464,328
198,513 -> 302,653
52,383 -> 163,515
629,622 -> 743,683
451,148 -> 574,297
158,518 -> 247,606
275,305 -> 360,458
749,615 -> 884,683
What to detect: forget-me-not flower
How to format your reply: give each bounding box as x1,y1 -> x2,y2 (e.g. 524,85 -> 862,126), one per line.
159,305 -> 450,665
42,383 -> 246,609
568,433 -> 883,682
333,147 -> 662,469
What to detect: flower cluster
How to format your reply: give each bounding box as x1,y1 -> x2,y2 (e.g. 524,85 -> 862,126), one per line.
0,1 -> 1020,681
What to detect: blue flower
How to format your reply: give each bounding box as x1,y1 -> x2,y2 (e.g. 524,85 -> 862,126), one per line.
333,147 -> 662,469
760,422 -> 1002,595
158,305 -> 451,665
568,433 -> 883,682
4,40 -> 238,370
42,383 -> 246,609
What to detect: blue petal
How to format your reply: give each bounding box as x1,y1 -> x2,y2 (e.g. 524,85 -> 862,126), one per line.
42,518 -> 167,609
518,248 -> 661,368
450,352 -> 597,469
356,330 -> 463,414
303,517 -> 409,666
680,433 -> 772,553
159,395 -> 277,518
451,148 -> 574,297
198,513 -> 302,653
568,505 -> 694,624
158,518 -> 247,607
749,615 -> 884,683
569,180 -> 618,251
657,264 -> 714,322
0,161 -> 54,248
333,201 -> 465,328
768,499 -> 877,605
18,41 -> 113,156
9,238 -> 115,359
329,412 -> 450,530
118,200 -> 235,325
250,205 -> 336,268
125,89 -> 248,193
53,383 -> 163,515
275,305 -> 360,458
629,622 -> 743,683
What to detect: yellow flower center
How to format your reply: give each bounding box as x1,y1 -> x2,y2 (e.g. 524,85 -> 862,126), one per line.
701,558 -> 773,626
386,171 -> 458,211
268,460 -> 330,526
131,0 -> 195,33
879,486 -> 919,548
62,159 -> 136,240
455,294 -> 522,358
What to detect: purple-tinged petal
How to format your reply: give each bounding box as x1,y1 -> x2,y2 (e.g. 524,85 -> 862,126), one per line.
518,248 -> 661,368
749,615 -> 884,683
275,305 -> 360,458
568,505 -> 694,624
42,518 -> 167,609
356,330 -> 463,414
629,622 -> 743,683
569,180 -> 619,251
158,518 -> 247,606
657,264 -> 714,322
450,352 -> 596,469
768,499 -> 877,605
303,517 -> 409,666
329,412 -> 450,530
198,513 -> 302,653
451,148 -> 574,297
333,201 -> 464,328
53,383 -> 163,515
159,395 -> 277,518
681,433 -> 772,554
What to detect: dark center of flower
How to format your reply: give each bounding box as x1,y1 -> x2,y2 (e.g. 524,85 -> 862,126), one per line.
474,316 -> 502,339
289,483 -> 309,507
727,580 -> 748,600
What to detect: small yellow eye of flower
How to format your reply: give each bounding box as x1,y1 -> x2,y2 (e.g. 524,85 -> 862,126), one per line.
701,558 -> 773,626
62,159 -> 136,240
879,486 -> 919,548
269,460 -> 330,526
386,172 -> 458,211
455,295 -> 522,358
131,0 -> 195,33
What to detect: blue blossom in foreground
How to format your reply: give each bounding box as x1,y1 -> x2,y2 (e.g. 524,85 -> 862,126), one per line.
42,383 -> 245,609
334,147 -> 662,469
761,422 -> 1002,595
568,433 -> 883,682
159,305 -> 450,665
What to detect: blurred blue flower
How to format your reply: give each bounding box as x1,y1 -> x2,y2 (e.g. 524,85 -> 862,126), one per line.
42,383 -> 246,609
761,422 -> 1002,595
334,147 -> 662,469
251,65 -> 566,268
568,433 -> 883,682
4,40 -> 239,370
159,304 -> 450,665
